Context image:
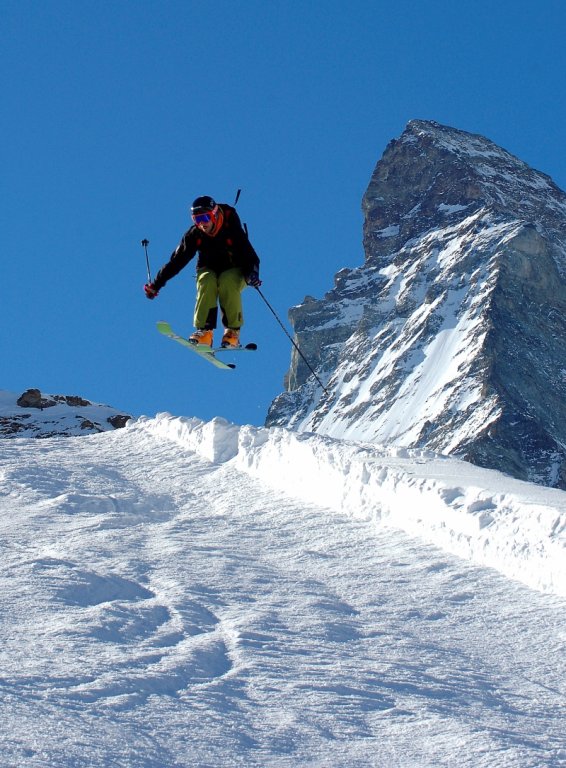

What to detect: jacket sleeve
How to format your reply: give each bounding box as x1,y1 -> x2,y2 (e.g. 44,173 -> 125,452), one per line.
153,230 -> 197,291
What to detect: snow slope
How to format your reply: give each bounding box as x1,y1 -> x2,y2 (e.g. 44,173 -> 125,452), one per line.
1,414 -> 565,767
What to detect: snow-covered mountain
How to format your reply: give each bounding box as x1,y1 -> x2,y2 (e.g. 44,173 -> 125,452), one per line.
0,388 -> 130,437
1,413 -> 565,766
267,120 -> 566,491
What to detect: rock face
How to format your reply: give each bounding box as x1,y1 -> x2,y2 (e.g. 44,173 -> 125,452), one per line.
16,389 -> 92,409
266,120 -> 566,490
0,389 -> 131,438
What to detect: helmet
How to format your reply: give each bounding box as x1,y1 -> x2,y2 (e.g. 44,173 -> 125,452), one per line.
191,195 -> 216,214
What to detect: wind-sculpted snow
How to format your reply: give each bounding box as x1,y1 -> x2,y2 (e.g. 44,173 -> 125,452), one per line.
140,414 -> 566,597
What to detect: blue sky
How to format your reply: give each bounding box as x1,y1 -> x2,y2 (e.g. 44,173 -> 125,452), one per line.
3,0 -> 566,426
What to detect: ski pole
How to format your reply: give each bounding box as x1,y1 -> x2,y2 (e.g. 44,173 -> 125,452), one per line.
141,239 -> 152,283
254,286 -> 329,395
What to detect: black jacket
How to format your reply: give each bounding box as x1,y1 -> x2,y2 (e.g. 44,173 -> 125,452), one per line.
153,205 -> 259,291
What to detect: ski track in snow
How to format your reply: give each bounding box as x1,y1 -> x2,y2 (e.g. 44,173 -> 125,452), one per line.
0,419 -> 565,767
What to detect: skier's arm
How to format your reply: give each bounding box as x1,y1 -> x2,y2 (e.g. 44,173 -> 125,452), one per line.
153,231 -> 198,291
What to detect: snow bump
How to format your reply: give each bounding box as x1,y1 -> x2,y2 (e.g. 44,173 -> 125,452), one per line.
136,415 -> 566,597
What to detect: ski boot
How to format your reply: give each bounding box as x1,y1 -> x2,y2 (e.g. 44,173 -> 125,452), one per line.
221,328 -> 241,348
189,329 -> 214,347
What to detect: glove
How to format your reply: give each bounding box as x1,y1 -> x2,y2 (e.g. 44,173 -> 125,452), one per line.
144,282 -> 159,300
246,271 -> 262,287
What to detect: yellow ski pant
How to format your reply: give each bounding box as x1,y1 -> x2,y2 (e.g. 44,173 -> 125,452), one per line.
194,268 -> 247,329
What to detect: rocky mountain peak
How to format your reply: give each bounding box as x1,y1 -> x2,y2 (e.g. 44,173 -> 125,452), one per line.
0,388 -> 131,438
363,120 -> 566,271
267,120 -> 566,490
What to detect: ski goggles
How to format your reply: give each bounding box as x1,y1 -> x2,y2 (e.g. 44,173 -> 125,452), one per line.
192,211 -> 215,225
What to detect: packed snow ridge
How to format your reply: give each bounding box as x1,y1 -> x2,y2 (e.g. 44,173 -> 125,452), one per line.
138,413 -> 566,597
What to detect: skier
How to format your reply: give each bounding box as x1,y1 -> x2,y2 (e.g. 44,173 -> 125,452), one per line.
144,195 -> 261,348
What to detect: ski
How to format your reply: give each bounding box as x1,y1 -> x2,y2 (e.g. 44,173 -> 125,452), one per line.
157,321 -> 256,370
216,342 -> 258,353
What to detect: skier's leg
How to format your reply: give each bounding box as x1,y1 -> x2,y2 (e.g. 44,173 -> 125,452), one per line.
218,268 -> 246,329
194,269 -> 219,329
